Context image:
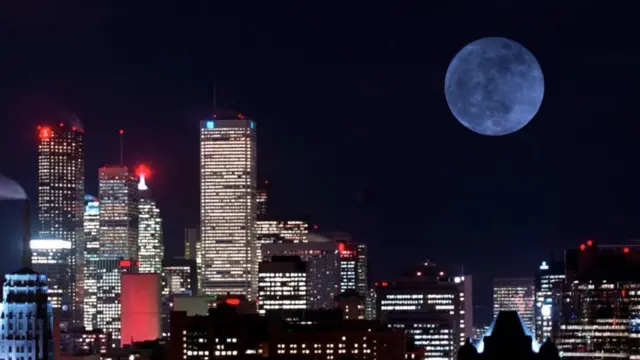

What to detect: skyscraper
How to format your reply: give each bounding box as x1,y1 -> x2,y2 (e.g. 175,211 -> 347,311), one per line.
83,195 -> 100,330
98,166 -> 139,259
199,111 -> 257,298
137,166 -> 163,274
30,239 -> 72,326
97,165 -> 139,345
493,277 -> 535,332
534,260 -> 564,342
36,120 -> 84,325
257,180 -> 269,219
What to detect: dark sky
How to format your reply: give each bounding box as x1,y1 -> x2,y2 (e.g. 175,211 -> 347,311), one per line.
0,1 -> 639,324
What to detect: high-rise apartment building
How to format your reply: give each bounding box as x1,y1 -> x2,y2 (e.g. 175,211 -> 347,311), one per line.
534,260 -> 564,342
83,195 -> 100,330
0,268 -> 54,360
37,120 -> 84,325
493,278 -> 535,333
376,260 -> 472,359
30,239 -> 72,326
97,166 -> 139,345
137,169 -> 163,274
261,233 -> 339,309
257,256 -> 308,315
199,112 -> 257,298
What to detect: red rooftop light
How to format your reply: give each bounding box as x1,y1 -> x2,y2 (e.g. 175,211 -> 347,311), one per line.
587,240 -> 594,247
225,298 -> 240,306
119,129 -> 125,135
624,247 -> 630,254
135,164 -> 151,179
120,260 -> 132,268
580,244 -> 586,251
381,281 -> 388,287
313,224 -> 319,230
39,126 -> 52,140
59,122 -> 64,127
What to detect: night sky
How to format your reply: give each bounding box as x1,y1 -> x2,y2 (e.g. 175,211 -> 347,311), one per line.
0,1 -> 639,324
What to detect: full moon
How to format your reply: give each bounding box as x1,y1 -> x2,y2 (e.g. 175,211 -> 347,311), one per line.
444,37 -> 544,136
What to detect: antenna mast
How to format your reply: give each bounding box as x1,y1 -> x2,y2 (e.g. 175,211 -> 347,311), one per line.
119,129 -> 124,165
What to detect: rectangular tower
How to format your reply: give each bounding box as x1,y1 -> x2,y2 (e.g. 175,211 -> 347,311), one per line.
83,196 -> 100,330
37,121 -> 85,325
98,166 -> 139,259
493,277 -> 535,332
30,239 -> 72,327
138,174 -> 163,274
199,115 -> 257,298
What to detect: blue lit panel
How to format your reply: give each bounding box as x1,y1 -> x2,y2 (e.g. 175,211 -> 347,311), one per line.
250,121 -> 255,129
206,121 -> 215,129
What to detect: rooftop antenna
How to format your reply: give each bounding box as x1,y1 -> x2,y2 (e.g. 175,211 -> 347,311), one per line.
119,129 -> 124,165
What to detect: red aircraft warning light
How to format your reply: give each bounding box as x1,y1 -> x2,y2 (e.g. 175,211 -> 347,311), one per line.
580,244 -> 586,251
225,298 -> 241,306
624,247 -> 631,254
39,126 -> 52,140
136,164 -> 151,179
587,240 -> 594,247
119,129 -> 125,135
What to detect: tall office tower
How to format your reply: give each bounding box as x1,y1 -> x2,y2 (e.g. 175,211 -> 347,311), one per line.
160,258 -> 197,336
184,228 -> 200,260
555,241 -> 640,359
257,256 -> 308,315
95,259 -> 138,346
200,112 -> 257,298
376,260 -> 472,359
262,233 -> 339,309
37,120 -> 85,325
98,166 -> 139,258
30,239 -> 72,326
83,195 -> 100,330
534,260 -> 565,342
255,220 -> 309,275
493,277 -> 535,332
0,268 -> 54,360
97,166 -> 139,345
137,168 -> 163,274
256,180 -> 269,218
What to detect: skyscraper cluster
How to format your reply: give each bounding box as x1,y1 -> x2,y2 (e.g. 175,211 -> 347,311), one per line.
32,119 -> 164,345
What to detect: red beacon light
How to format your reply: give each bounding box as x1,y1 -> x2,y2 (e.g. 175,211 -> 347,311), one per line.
59,122 -> 64,127
313,224 -> 319,230
225,298 -> 241,306
624,247 -> 631,254
119,129 -> 125,135
580,244 -> 586,251
587,240 -> 594,247
135,164 -> 151,179
39,126 -> 52,140
381,281 -> 388,287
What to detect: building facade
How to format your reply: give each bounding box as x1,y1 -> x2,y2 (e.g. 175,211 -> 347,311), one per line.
534,260 -> 564,342
199,113 -> 257,298
257,256 -> 308,315
120,273 -> 161,346
262,234 -> 339,309
376,260 -> 472,359
137,172 -> 163,274
184,228 -> 200,261
83,196 -> 100,330
0,268 -> 54,360
555,242 -> 640,359
95,259 -> 138,347
97,166 -> 139,345
36,120 -> 85,325
30,239 -> 72,327
493,277 -> 535,333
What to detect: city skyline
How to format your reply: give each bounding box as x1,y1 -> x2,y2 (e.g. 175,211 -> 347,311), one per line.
2,1 -> 640,328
